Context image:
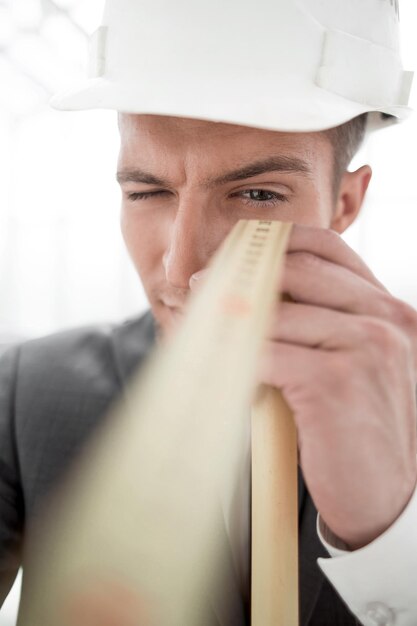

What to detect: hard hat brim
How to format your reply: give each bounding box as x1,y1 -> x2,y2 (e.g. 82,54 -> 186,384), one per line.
50,77 -> 412,132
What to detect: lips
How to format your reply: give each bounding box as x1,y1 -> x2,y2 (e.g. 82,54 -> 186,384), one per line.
160,298 -> 185,309
159,298 -> 186,320
168,305 -> 184,316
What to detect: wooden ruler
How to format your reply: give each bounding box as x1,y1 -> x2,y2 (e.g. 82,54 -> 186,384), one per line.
18,220 -> 297,626
252,387 -> 299,626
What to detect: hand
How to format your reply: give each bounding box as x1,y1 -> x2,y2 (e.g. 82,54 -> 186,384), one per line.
258,224 -> 417,549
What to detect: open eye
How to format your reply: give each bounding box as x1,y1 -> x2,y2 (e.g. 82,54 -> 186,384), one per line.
232,189 -> 289,207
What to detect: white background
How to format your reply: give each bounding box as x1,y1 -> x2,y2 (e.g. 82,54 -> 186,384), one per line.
0,0 -> 416,624
0,1 -> 416,344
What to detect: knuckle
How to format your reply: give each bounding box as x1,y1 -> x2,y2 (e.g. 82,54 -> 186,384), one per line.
319,227 -> 341,248
390,298 -> 417,335
287,250 -> 319,268
360,317 -> 409,356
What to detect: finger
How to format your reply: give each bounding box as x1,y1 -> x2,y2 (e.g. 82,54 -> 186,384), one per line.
189,269 -> 209,291
257,341 -> 328,396
268,301 -> 398,351
287,224 -> 386,290
190,226 -> 385,293
281,251 -> 392,318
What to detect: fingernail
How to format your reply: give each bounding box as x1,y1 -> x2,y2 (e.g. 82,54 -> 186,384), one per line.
189,270 -> 207,290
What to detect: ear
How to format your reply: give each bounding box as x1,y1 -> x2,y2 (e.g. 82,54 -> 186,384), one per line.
330,165 -> 372,234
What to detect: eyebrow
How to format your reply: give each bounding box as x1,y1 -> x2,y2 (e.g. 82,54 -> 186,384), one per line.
116,169 -> 168,186
116,155 -> 312,188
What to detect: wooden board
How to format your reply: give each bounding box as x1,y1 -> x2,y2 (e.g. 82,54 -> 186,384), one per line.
18,220 -> 294,626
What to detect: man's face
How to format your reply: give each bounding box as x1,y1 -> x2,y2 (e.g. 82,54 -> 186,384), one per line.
117,114 -> 358,334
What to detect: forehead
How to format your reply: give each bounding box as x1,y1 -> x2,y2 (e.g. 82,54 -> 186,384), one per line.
118,114 -> 332,172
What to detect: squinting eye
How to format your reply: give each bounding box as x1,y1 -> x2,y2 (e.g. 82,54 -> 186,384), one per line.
126,190 -> 167,201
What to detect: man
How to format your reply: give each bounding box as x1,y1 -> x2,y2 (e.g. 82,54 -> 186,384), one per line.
1,0 -> 417,624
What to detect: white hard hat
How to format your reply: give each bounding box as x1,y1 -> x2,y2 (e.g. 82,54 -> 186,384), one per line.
51,0 -> 414,132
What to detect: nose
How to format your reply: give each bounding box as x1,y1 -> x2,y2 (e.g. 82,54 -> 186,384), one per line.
162,202 -> 210,290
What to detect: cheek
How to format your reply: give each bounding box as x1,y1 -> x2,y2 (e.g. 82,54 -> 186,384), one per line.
120,207 -> 166,280
288,186 -> 334,229
291,206 -> 332,228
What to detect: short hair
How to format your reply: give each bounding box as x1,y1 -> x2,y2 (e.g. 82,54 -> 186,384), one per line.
324,113 -> 368,197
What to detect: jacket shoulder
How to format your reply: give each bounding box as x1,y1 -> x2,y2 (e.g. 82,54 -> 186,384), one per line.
1,312 -> 155,516
15,311 -> 155,404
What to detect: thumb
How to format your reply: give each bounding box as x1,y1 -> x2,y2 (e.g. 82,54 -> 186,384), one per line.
189,269 -> 209,292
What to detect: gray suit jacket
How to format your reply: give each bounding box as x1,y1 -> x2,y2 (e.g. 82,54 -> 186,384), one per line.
0,312 -> 359,625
